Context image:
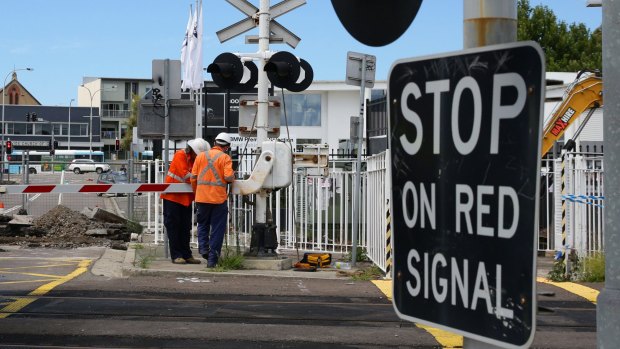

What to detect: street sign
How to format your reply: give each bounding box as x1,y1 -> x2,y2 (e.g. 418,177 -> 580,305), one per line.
388,42 -> 544,349
346,52 -> 376,88
152,60 -> 181,100
217,0 -> 305,48
138,100 -> 196,139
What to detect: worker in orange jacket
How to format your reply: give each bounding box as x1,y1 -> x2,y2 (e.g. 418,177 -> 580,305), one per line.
191,132 -> 235,268
161,138 -> 210,264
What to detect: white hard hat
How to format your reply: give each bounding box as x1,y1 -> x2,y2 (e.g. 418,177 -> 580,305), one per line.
187,138 -> 210,154
215,132 -> 232,146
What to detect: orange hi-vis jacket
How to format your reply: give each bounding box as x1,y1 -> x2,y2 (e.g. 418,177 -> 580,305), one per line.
191,146 -> 234,204
160,149 -> 195,206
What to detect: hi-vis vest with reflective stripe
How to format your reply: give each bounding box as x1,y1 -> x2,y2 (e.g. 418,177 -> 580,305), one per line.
161,149 -> 195,206
192,147 -> 234,204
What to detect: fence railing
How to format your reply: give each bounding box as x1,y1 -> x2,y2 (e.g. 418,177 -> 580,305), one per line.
540,153 -> 605,257
0,150 -> 607,271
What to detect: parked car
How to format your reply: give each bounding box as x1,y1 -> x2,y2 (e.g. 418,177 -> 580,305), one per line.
67,159 -> 111,174
96,171 -> 140,196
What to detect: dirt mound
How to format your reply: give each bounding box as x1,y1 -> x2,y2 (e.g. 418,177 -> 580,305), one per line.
0,205 -> 130,248
33,205 -> 105,238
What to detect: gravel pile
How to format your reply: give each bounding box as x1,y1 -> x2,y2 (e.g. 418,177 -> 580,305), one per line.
33,205 -> 105,239
0,205 -> 130,248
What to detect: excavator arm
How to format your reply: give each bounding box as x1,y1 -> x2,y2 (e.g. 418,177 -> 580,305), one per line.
541,70 -> 603,157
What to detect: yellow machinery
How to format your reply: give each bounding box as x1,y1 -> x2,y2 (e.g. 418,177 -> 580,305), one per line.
541,70 -> 603,157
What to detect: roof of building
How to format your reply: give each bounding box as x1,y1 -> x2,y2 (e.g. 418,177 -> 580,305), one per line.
1,72 -> 42,106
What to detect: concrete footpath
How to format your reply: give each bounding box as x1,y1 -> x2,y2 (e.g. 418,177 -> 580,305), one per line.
93,244 -> 361,280
92,242 -> 560,281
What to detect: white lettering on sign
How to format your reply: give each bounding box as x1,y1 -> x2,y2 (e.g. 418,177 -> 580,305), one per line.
405,182 -> 520,239
406,248 -> 514,319
455,184 -> 519,238
402,181 -> 436,230
399,73 -> 527,156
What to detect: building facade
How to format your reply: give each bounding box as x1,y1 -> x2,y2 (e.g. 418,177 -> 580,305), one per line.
4,72 -> 602,162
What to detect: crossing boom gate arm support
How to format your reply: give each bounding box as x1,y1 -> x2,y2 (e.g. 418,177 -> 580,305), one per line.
231,150 -> 275,196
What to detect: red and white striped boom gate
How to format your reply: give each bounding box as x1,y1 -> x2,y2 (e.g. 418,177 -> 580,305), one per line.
0,183 -> 192,195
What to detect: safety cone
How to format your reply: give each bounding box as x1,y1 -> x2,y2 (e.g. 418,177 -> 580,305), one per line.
0,201 -> 4,214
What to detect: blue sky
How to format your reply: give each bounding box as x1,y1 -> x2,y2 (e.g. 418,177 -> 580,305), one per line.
0,0 -> 602,106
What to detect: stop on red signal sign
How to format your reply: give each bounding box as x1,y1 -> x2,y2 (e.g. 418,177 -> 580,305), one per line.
388,42 -> 545,349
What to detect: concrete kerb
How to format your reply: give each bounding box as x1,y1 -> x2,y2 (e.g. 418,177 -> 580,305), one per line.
96,242 -> 558,281
118,243 -> 357,280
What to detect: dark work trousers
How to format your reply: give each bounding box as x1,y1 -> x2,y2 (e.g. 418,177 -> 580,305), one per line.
163,199 -> 193,261
196,202 -> 228,265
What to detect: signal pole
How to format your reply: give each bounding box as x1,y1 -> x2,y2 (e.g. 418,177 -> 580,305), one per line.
253,0 -> 271,246
598,1 -> 620,346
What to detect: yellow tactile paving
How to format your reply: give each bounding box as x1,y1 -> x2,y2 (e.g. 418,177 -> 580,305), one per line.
371,279 -> 463,348
0,258 -> 92,318
537,276 -> 600,304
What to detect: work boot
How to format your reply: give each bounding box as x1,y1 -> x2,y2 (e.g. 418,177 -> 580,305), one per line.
207,258 -> 218,268
185,257 -> 201,264
172,257 -> 187,264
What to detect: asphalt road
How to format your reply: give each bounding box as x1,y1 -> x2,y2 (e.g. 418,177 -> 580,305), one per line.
0,247 -> 599,348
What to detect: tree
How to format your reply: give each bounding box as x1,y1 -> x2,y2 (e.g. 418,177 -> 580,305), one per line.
517,0 -> 602,72
121,93 -> 140,154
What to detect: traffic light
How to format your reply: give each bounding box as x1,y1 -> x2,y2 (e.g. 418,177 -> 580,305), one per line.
5,140 -> 12,155
48,139 -> 53,151
53,140 -> 58,149
207,51 -> 312,92
25,112 -> 39,122
264,51 -> 313,92
207,53 -> 244,90
207,52 -> 258,92
115,138 -> 120,152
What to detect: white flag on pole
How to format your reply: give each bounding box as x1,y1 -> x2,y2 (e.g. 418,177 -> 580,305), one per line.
180,5 -> 193,90
188,0 -> 203,90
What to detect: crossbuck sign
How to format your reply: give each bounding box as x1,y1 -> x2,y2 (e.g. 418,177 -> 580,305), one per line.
388,42 -> 544,348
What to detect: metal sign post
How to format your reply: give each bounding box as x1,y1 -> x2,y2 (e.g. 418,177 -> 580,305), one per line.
346,52 -> 376,265
388,42 -> 544,348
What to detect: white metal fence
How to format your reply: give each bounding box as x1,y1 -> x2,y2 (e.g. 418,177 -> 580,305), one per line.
1,148 -> 605,272
539,153 -> 605,257
147,151 -> 391,271
145,150 -> 605,271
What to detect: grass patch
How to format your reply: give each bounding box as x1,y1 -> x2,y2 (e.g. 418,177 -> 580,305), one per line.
547,252 -> 606,282
579,252 -> 605,282
207,247 -> 245,272
343,247 -> 369,263
132,244 -> 156,269
351,265 -> 383,281
135,254 -> 154,269
547,260 -> 571,282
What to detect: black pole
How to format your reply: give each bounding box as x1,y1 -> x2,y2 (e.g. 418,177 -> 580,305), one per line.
225,89 -> 230,133
202,88 -> 207,139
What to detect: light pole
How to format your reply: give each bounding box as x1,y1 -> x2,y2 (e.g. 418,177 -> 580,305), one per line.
68,98 -> 74,150
1,67 -> 33,182
80,84 -> 115,159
